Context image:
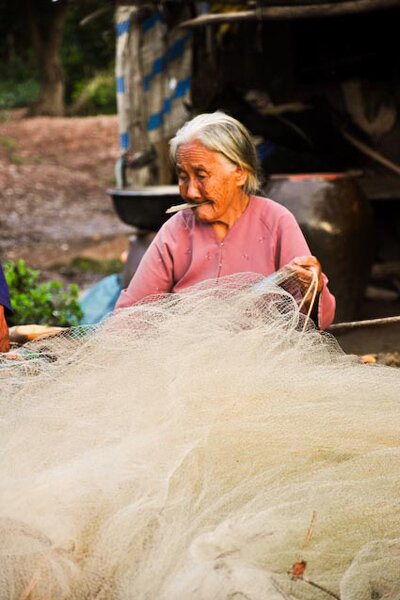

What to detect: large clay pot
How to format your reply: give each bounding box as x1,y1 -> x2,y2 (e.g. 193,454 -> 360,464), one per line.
264,172 -> 374,322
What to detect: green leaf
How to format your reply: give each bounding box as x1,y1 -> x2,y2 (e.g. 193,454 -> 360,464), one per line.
4,259 -> 83,327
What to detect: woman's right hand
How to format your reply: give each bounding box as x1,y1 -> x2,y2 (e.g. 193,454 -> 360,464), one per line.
287,255 -> 324,295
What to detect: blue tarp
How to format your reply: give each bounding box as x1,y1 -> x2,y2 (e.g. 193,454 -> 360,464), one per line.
79,274 -> 123,325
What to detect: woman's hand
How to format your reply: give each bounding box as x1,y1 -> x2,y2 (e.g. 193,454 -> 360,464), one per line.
0,306 -> 10,353
287,255 -> 324,296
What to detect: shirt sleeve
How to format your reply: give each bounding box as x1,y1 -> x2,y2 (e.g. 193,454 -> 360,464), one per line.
115,223 -> 176,309
275,211 -> 336,329
0,265 -> 12,315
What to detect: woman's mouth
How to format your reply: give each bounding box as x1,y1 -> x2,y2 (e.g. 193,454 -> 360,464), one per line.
165,200 -> 212,215
192,200 -> 211,209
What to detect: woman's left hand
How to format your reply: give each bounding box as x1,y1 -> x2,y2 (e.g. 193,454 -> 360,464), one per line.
287,255 -> 324,295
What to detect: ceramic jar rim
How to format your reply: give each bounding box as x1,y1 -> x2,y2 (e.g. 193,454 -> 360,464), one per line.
268,170 -> 363,183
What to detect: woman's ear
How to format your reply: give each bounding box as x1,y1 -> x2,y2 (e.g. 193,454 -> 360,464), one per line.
235,165 -> 248,188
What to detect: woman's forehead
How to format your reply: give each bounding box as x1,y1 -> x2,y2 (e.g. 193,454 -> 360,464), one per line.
176,141 -> 224,169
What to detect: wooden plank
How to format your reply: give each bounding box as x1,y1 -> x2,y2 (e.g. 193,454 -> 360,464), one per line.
179,0 -> 400,27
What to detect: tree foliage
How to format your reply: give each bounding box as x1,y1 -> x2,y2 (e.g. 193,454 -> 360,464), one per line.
0,0 -> 116,115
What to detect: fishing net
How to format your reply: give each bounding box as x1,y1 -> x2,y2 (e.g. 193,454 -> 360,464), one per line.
0,269 -> 399,600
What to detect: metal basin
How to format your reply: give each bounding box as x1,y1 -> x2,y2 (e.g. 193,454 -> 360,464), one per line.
108,185 -> 181,231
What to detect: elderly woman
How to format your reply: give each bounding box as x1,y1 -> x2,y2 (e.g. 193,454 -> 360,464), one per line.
116,112 -> 335,328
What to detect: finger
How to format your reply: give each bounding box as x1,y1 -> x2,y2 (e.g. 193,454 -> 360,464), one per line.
288,265 -> 314,288
289,264 -> 324,294
292,257 -> 322,284
291,265 -> 313,279
292,255 -> 316,264
292,256 -> 320,269
287,264 -> 311,276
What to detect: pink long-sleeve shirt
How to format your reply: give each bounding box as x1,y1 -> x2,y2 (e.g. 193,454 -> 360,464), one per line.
116,195 -> 336,328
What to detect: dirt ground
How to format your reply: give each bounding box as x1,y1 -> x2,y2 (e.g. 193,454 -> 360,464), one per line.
0,109 -> 132,286
1,110 -> 399,360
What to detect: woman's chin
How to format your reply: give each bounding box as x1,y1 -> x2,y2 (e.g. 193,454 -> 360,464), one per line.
194,204 -> 214,221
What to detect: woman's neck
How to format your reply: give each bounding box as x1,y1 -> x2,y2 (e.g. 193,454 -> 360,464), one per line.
212,192 -> 250,241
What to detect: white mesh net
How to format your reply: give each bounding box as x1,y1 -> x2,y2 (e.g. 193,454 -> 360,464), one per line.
0,270 -> 399,600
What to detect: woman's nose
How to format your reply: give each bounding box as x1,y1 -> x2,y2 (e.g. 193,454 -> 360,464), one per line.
185,178 -> 202,200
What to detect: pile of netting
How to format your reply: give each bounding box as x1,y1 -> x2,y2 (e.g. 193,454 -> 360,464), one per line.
1,269 -> 399,600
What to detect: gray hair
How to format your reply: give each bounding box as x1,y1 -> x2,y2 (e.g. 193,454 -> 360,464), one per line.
169,111 -> 260,195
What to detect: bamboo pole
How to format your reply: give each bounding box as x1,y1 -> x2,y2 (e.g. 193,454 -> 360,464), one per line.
328,315 -> 400,332
339,128 -> 400,177
179,0 -> 400,27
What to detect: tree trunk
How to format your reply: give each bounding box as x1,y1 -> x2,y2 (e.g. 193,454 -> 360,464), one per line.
33,49 -> 66,116
25,0 -> 69,117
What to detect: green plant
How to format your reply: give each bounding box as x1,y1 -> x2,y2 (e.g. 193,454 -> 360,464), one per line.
0,79 -> 40,110
0,136 -> 23,164
0,136 -> 15,152
0,110 -> 11,123
4,259 -> 83,327
68,257 -> 123,275
68,71 -> 116,115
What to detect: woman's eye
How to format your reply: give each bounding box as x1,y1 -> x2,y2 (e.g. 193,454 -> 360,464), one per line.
197,173 -> 207,180
178,174 -> 188,184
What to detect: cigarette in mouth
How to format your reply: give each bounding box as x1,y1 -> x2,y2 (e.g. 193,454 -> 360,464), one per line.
165,202 -> 207,214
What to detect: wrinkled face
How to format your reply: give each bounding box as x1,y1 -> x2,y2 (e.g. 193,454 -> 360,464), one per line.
176,140 -> 247,224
